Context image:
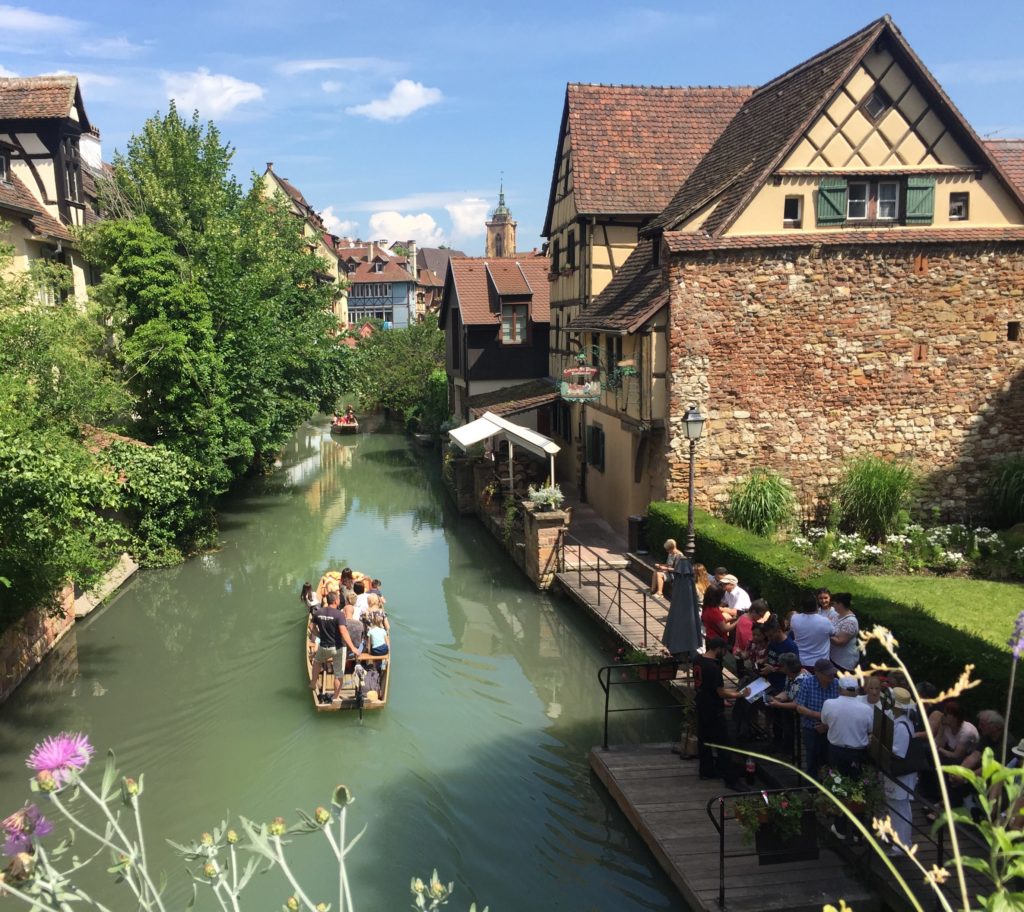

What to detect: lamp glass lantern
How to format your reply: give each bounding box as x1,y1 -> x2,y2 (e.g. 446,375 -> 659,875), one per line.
682,405 -> 705,441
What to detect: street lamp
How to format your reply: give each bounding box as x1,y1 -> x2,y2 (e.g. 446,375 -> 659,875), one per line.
682,403 -> 705,559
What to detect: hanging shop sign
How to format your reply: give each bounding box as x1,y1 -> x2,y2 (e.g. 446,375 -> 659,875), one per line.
560,365 -> 601,402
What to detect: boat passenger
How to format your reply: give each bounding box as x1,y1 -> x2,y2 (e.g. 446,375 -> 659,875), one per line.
300,582 -> 319,614
366,594 -> 389,630
353,581 -> 369,619
366,612 -> 389,657
310,592 -> 357,698
369,578 -> 386,605
342,406 -> 356,424
342,597 -> 365,657
339,568 -> 355,600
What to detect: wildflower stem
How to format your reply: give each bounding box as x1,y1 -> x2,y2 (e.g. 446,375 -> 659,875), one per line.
0,875 -> 66,912
132,797 -> 149,882
270,835 -> 318,911
1002,658 -> 1017,767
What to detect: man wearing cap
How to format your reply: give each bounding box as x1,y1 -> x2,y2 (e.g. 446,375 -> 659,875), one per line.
885,688 -> 919,855
720,574 -> 751,617
795,658 -> 839,778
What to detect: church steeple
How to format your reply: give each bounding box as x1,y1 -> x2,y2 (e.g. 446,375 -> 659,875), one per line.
485,178 -> 516,257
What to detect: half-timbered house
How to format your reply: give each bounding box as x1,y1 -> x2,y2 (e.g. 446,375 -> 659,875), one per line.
569,16 -> 1024,530
338,241 -> 418,328
0,75 -> 98,303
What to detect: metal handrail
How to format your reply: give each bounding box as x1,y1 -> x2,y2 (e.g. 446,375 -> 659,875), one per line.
596,663 -> 689,750
560,532 -> 655,647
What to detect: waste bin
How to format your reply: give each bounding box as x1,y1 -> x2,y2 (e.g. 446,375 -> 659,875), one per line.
627,515 -> 648,554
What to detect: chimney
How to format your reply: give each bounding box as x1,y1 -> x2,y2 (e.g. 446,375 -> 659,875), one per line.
266,162 -> 273,172
407,239 -> 417,277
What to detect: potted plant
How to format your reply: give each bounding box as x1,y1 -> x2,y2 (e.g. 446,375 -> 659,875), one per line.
733,791 -> 818,865
816,767 -> 883,818
527,483 -> 565,512
622,647 -> 679,681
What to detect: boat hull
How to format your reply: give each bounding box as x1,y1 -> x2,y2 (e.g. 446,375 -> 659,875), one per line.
305,623 -> 390,712
330,422 -> 359,435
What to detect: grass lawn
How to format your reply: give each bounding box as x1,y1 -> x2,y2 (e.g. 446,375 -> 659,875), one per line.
856,575 -> 1024,652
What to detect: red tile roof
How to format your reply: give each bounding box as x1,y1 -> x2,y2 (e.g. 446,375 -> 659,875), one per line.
0,172 -> 74,241
444,256 -> 551,325
346,259 -> 416,283
0,75 -> 87,125
543,84 -> 752,232
467,378 -> 560,418
664,225 -> 1024,252
986,139 -> 1024,198
418,267 -> 444,288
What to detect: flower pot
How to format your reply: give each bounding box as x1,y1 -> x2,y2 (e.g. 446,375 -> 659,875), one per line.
638,662 -> 679,681
753,812 -> 819,865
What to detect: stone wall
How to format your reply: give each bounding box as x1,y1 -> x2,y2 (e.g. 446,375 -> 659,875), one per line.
665,241 -> 1024,516
0,586 -> 75,703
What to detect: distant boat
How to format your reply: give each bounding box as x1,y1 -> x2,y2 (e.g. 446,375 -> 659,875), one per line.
330,419 -> 359,435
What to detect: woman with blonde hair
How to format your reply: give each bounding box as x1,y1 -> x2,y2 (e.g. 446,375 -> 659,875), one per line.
692,563 -> 711,602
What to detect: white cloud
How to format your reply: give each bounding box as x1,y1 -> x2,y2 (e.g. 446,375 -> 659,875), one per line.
78,35 -> 146,60
0,5 -> 77,34
162,68 -> 263,118
321,79 -> 344,94
368,211 -> 445,247
321,206 -> 358,236
42,69 -> 120,97
445,198 -> 489,240
349,190 -> 479,212
0,64 -> 18,77
276,57 -> 396,77
346,79 -> 442,122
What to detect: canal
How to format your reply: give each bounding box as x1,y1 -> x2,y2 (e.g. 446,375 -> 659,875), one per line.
0,420 -> 682,910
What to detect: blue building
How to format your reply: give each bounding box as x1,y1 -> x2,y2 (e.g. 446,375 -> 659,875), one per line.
339,242 -> 417,328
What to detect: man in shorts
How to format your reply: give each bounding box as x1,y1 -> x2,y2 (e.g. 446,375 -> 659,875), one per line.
310,592 -> 358,699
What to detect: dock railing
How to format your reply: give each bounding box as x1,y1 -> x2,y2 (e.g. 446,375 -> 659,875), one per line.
559,532 -> 658,648
596,663 -> 690,750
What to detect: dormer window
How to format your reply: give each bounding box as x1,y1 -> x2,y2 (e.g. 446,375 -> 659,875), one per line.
373,261 -> 383,273
0,149 -> 9,183
501,303 -> 528,344
863,87 -> 892,122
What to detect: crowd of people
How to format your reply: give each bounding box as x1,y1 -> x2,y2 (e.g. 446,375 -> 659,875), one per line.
303,568 -> 390,703
676,551 -> 1020,855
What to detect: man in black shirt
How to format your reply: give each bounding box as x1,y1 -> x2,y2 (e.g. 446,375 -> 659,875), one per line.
694,637 -> 750,787
310,592 -> 358,700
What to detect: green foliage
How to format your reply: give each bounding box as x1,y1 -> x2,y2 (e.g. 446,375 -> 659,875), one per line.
97,442 -> 215,566
834,455 -> 917,541
0,427 -> 122,629
418,368 -> 449,433
732,791 -> 809,843
83,106 -> 343,492
339,316 -> 445,423
724,468 -> 796,536
647,500 -> 1022,711
986,456 -> 1024,528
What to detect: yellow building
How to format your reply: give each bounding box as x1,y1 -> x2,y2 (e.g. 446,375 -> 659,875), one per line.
0,75 -> 100,304
558,16 -> 1024,531
260,164 -> 348,326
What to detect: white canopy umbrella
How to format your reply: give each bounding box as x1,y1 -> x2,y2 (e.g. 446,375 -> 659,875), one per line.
448,410 -> 560,487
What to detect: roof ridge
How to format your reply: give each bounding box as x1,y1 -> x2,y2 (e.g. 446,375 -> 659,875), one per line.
754,16 -> 887,97
568,81 -> 754,91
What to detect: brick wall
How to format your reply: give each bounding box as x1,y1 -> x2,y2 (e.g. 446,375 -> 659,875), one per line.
665,241 -> 1024,516
0,586 -> 75,703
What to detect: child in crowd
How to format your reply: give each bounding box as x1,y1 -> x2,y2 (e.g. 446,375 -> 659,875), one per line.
366,611 -> 390,656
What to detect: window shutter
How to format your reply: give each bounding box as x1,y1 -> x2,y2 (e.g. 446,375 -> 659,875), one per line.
816,177 -> 848,225
597,429 -> 605,471
905,176 -> 936,225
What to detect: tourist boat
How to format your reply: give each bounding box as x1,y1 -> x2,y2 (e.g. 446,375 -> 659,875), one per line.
330,419 -> 359,435
305,628 -> 391,713
306,570 -> 390,713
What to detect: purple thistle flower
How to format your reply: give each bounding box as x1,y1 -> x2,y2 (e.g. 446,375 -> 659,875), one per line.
1009,610 -> 1024,660
25,732 -> 94,786
2,803 -> 53,857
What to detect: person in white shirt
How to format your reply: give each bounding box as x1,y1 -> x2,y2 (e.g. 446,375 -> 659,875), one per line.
789,596 -> 834,670
352,581 -> 370,620
719,574 -> 751,617
820,675 -> 874,768
885,688 -> 919,856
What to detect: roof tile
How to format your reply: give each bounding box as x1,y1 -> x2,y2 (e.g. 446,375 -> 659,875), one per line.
0,75 -> 80,120
986,139 -> 1024,198
446,256 -> 551,325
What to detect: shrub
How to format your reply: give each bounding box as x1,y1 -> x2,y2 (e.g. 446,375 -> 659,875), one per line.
647,500 -> 1020,711
724,468 -> 796,537
986,455 -> 1024,528
835,456 -> 916,541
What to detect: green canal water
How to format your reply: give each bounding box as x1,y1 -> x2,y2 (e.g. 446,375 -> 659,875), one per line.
0,420 -> 684,910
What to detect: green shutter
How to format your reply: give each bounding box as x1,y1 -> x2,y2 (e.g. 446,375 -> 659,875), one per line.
905,176 -> 936,225
816,177 -> 848,225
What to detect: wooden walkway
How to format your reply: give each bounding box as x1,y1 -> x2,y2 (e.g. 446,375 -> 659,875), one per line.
590,743 -> 879,912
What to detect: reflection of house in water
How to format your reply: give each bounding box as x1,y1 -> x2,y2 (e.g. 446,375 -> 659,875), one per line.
278,425 -> 359,533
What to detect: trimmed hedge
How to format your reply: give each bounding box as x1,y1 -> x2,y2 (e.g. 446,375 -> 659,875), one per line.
648,501 -> 1020,712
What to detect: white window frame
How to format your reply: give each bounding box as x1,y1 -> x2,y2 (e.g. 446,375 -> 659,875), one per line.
949,192 -> 970,221
877,181 -> 899,221
847,182 -> 869,220
501,303 -> 528,345
783,195 -> 803,228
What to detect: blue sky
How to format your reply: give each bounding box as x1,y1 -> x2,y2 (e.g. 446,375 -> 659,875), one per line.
3,1 -> 1023,254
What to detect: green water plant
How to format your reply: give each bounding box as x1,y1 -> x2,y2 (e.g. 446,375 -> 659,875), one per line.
724,468 -> 796,536
0,733 -> 486,912
834,456 -> 917,542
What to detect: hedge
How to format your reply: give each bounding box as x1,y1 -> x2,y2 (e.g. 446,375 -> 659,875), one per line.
648,501 -> 1020,713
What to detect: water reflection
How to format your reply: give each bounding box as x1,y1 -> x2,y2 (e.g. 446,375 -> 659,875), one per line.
0,420 -> 682,911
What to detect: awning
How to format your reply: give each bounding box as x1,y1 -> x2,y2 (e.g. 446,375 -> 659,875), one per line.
448,411 -> 560,485
466,378 -> 561,418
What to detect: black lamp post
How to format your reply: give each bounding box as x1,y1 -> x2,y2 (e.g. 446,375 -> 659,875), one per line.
682,403 -> 705,559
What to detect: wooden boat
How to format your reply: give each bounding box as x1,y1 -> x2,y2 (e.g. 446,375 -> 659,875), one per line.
412,432 -> 435,448
330,420 -> 359,435
306,623 -> 391,712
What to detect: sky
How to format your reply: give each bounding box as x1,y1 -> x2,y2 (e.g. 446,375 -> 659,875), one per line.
3,0 -> 1024,255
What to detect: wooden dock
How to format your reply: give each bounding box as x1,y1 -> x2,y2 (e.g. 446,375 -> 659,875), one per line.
590,743 -> 879,912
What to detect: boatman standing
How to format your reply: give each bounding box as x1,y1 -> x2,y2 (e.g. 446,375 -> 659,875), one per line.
310,592 -> 358,701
